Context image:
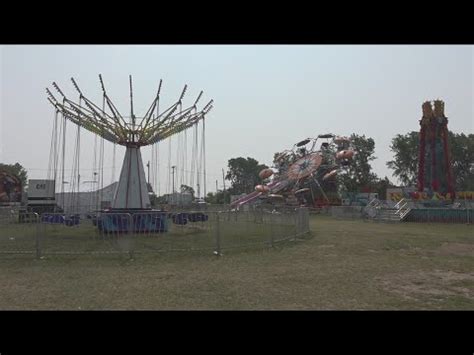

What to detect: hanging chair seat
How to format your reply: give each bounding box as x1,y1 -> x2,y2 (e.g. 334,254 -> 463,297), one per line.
171,213 -> 188,225
41,214 -> 80,226
97,212 -> 168,233
187,212 -> 209,222
64,214 -> 80,226
41,214 -> 65,224
133,213 -> 168,233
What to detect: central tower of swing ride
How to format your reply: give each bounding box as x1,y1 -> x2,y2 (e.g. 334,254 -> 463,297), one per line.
46,75 -> 213,232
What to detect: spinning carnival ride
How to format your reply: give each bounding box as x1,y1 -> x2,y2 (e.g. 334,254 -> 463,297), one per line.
46,75 -> 213,232
0,172 -> 22,204
231,134 -> 355,209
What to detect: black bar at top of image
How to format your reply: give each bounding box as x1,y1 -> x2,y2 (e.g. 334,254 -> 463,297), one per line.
1,11 -> 474,45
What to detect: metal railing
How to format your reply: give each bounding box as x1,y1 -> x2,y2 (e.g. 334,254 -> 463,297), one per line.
393,198 -> 406,210
364,198 -> 381,219
402,208 -> 473,224
394,199 -> 411,220
0,207 -> 310,259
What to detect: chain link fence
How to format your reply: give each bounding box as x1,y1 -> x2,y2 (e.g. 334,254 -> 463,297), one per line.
0,207 -> 310,259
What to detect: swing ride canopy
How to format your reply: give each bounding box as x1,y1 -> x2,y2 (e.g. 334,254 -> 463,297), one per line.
46,75 -> 213,147
46,75 -> 213,210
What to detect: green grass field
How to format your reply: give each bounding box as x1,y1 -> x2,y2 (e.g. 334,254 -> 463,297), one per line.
0,215 -> 472,310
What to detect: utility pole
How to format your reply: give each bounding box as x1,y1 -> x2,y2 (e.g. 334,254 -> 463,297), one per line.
222,168 -> 226,203
222,169 -> 226,191
216,179 -> 218,193
77,174 -> 81,214
146,161 -> 150,184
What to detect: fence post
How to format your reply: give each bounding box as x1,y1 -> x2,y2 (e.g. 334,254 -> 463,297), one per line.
300,209 -> 304,234
214,212 -> 221,256
304,208 -> 309,234
293,209 -> 297,237
296,207 -> 309,237
34,213 -> 41,260
299,208 -> 303,235
269,212 -> 274,248
299,208 -> 303,236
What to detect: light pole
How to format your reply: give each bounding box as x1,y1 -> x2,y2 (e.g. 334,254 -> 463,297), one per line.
222,168 -> 226,203
171,166 -> 176,193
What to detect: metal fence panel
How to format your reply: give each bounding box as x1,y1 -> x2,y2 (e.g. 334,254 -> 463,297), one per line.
38,212 -> 134,256
0,207 -> 311,258
132,211 -> 216,254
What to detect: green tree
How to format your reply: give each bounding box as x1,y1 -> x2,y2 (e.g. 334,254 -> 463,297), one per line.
449,132 -> 474,191
180,184 -> 195,197
225,157 -> 268,195
386,131 -> 419,186
205,190 -> 230,204
338,134 -> 378,193
372,176 -> 396,200
148,193 -> 159,207
0,162 -> 28,188
205,192 -> 217,204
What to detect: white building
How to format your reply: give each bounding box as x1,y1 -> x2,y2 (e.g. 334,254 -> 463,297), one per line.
55,182 -> 119,215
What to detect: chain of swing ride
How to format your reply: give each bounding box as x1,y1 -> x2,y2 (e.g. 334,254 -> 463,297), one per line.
142,80 -> 208,204
153,93 -> 206,202
48,95 -> 113,215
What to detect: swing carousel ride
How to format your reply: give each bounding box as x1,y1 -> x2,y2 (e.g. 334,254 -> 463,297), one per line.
230,134 -> 355,210
45,75 -> 213,232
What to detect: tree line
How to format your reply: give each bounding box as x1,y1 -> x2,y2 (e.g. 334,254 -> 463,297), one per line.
206,131 -> 473,203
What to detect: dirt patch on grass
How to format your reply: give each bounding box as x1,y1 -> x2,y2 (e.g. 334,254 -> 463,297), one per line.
435,243 -> 474,257
378,270 -> 474,304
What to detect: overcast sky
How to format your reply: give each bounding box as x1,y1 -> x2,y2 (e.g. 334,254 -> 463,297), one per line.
1,45 -> 473,195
